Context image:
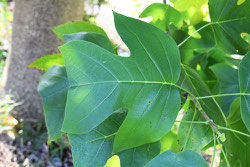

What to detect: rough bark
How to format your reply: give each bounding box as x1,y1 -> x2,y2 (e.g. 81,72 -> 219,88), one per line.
2,0 -> 84,120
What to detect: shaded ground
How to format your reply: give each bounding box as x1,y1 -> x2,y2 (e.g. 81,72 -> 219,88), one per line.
0,130 -> 73,167
0,133 -> 18,166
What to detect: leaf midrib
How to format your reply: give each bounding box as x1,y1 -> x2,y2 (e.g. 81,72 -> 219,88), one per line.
69,80 -> 176,88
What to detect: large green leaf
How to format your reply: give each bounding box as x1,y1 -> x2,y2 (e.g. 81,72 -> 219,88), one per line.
53,21 -> 108,41
59,12 -> 181,153
177,102 -> 213,151
28,54 -> 64,71
210,63 -> 239,114
145,149 -> 208,167
38,65 -> 69,141
239,52 -> 250,131
68,110 -> 161,167
63,32 -> 115,53
222,97 -> 250,167
140,3 -> 183,31
209,0 -> 250,54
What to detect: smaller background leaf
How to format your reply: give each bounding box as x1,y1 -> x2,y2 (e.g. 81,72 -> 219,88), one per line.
28,54 -> 64,71
64,32 -> 115,53
53,21 -> 108,40
38,65 -> 69,141
140,3 -> 183,31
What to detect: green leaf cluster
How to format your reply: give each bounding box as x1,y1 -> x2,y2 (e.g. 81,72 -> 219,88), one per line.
30,1 -> 250,166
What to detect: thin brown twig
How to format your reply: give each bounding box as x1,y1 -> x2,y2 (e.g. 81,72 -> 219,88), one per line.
189,96 -> 218,133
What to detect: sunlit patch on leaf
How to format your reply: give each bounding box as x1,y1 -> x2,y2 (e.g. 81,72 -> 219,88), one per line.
105,155 -> 120,167
237,0 -> 246,5
140,3 -> 183,31
28,54 -> 64,71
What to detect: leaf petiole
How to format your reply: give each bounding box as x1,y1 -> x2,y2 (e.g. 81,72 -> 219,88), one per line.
218,126 -> 250,138
196,93 -> 250,99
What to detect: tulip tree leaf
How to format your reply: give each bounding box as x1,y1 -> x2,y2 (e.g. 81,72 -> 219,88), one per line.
38,65 -> 69,141
28,54 -> 64,71
239,52 -> 250,131
140,3 -> 183,31
68,110 -> 161,167
209,0 -> 250,54
53,21 -> 108,40
59,12 -> 181,153
145,149 -> 208,167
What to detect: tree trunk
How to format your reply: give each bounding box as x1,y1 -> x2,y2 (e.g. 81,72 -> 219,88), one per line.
2,0 -> 84,120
